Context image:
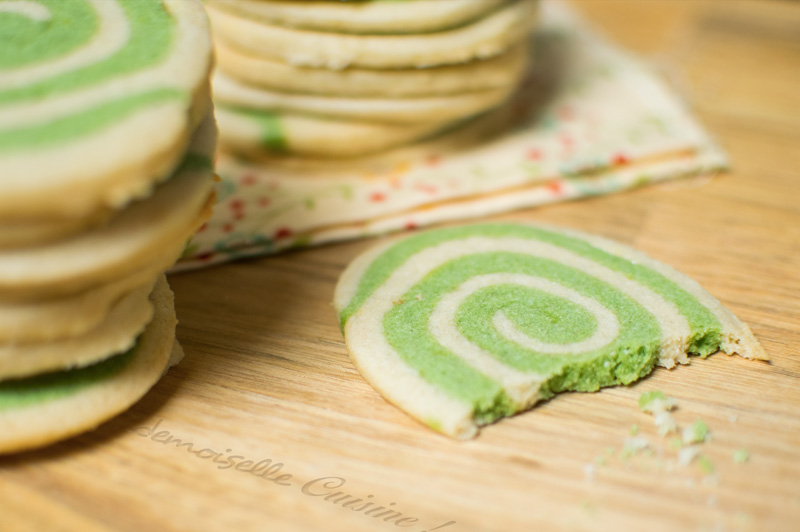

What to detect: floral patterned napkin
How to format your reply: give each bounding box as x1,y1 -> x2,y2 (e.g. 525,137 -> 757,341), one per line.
176,0 -> 726,270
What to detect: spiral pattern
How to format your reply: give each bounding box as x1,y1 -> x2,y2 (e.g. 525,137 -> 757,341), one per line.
2,0 -> 170,147
0,0 -> 212,216
334,223 -> 764,438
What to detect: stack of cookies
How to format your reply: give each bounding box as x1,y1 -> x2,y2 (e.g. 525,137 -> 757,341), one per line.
0,0 -> 215,453
206,0 -> 538,158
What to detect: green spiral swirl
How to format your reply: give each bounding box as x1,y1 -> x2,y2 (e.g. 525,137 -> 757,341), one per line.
0,1 -> 95,69
335,223 -> 761,437
0,0 -> 189,152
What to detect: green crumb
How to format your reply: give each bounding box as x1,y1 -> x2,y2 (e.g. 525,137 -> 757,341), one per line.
638,390 -> 677,414
290,234 -> 313,249
619,437 -> 650,460
682,420 -> 710,444
669,437 -> 684,450
733,449 -> 750,464
604,447 -> 615,456
424,418 -> 443,432
580,500 -> 596,515
594,455 -> 607,466
697,455 -> 715,474
629,424 -> 639,436
638,390 -> 665,410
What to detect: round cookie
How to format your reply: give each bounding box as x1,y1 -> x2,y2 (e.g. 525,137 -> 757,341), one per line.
0,108 -> 217,301
215,40 -> 528,97
0,284 -> 154,381
207,0 -> 507,34
207,0 -> 537,69
213,71 -> 514,125
0,275 -> 178,454
0,244 -> 177,345
216,105 -> 458,158
0,211 -> 109,249
0,0 -> 213,223
334,223 -> 766,439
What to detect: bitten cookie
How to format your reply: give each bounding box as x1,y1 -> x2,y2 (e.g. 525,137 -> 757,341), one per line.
334,223 -> 766,439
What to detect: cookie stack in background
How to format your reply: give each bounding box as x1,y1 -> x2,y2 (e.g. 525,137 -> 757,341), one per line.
206,0 -> 538,158
0,0 -> 215,453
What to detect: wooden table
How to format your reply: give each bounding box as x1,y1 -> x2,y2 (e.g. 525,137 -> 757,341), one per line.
3,2 -> 799,531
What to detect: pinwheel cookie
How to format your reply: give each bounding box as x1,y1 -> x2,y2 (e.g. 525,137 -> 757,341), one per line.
334,223 -> 766,439
0,0 -> 213,236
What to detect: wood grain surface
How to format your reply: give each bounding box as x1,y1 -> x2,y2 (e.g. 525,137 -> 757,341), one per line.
2,2 -> 799,531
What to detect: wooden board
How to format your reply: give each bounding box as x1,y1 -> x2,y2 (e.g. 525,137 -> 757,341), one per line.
2,1 -> 799,531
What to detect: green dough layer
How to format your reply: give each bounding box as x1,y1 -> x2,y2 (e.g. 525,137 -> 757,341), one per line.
0,0 -> 184,151
0,88 -> 182,150
0,343 -> 136,411
382,251 -> 662,420
0,0 -> 97,70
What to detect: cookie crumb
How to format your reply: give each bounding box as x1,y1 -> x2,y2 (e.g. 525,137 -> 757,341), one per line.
668,437 -> 683,450
697,454 -> 715,474
682,419 -> 709,445
654,411 -> 677,436
620,437 -> 651,460
638,390 -> 677,414
678,445 -> 701,467
733,449 -> 749,464
584,463 -> 596,482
